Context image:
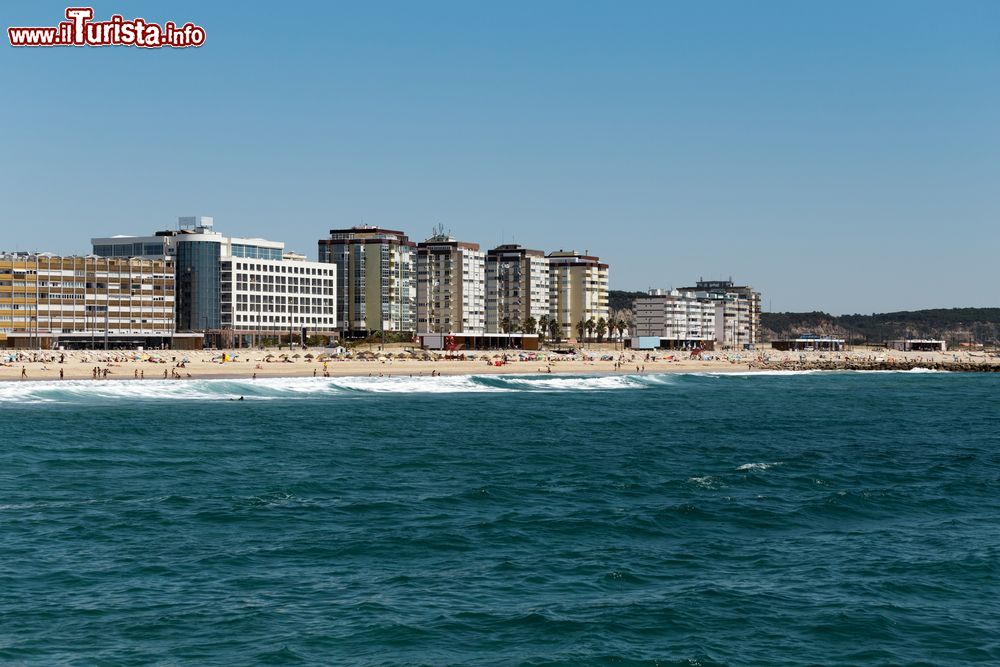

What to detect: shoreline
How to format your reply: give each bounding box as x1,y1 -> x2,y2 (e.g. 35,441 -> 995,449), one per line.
3,363 -> 999,384
2,347 -> 998,383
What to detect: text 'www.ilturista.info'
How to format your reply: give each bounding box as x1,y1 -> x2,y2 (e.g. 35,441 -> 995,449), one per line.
8,7 -> 205,48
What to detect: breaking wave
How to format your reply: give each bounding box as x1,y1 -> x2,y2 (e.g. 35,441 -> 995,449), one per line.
0,374 -> 675,404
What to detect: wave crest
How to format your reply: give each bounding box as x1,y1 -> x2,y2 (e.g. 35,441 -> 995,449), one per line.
0,373 -> 669,403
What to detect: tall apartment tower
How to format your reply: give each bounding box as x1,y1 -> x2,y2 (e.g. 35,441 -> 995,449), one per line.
318,226 -> 416,336
415,235 -> 486,334
485,244 -> 550,333
547,250 -> 609,339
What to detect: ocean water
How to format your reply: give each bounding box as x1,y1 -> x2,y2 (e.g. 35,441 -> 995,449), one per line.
1,371 -> 998,666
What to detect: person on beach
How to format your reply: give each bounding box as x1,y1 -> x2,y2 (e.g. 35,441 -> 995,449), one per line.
21,366 -> 26,379
59,369 -> 64,380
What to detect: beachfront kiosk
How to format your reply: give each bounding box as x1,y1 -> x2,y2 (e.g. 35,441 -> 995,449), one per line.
418,333 -> 540,351
771,334 -> 845,352
888,339 -> 947,352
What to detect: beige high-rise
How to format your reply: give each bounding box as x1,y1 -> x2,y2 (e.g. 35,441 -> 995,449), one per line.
547,251 -> 609,340
318,226 -> 416,335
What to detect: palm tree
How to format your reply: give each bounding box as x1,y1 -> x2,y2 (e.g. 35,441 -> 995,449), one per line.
576,319 -> 586,344
524,316 -> 537,335
585,318 -> 596,343
548,318 -> 561,343
538,314 -> 549,342
501,316 -> 511,334
596,317 -> 607,343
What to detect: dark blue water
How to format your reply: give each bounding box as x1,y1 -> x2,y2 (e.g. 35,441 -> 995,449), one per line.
1,372 -> 998,665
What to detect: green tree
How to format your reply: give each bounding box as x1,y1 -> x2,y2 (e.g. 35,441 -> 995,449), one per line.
538,315 -> 549,342
501,316 -> 511,334
596,317 -> 607,342
585,318 -> 596,342
524,316 -> 537,335
576,319 -> 586,343
548,318 -> 562,342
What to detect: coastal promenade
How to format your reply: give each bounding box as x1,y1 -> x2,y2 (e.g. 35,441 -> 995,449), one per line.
2,346 -> 998,381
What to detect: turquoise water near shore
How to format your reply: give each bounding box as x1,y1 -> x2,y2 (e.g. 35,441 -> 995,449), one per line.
1,372 -> 998,665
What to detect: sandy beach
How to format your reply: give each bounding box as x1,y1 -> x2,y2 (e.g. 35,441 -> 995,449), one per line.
1,344 -> 998,382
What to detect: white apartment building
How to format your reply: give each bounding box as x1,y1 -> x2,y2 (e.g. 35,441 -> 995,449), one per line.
679,280 -> 761,347
416,235 -> 486,334
634,289 -> 717,348
634,280 -> 762,349
485,244 -> 550,333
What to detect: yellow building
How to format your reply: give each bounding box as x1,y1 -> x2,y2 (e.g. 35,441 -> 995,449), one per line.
0,253 -> 177,349
547,251 -> 609,340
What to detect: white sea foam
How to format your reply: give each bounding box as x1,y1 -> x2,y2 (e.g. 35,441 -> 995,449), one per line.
0,373 -> 659,403
736,462 -> 782,471
497,375 -> 645,391
330,374 -> 509,393
689,475 -> 722,489
690,370 -> 827,377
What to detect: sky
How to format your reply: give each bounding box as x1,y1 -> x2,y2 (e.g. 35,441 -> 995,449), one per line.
1,0 -> 997,314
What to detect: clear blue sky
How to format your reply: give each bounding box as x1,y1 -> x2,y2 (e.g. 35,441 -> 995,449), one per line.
2,0 -> 997,313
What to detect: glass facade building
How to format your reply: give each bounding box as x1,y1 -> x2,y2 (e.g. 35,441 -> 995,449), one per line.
176,241 -> 221,332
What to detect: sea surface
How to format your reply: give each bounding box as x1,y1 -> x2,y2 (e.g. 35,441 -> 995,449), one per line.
1,371 -> 998,666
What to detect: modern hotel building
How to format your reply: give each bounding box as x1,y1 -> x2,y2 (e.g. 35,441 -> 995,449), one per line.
485,244 -> 550,334
318,226 -> 416,336
547,251 -> 609,339
0,253 -> 176,349
93,217 -> 337,347
415,235 -> 486,334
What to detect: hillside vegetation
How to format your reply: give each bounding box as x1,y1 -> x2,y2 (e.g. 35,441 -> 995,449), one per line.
609,290 -> 999,344
761,309 -> 1000,345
